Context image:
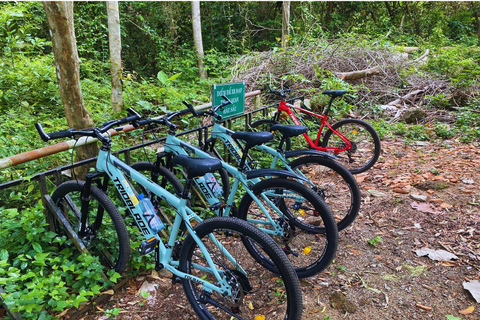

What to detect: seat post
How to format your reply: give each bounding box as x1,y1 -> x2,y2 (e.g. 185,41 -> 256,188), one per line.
324,96 -> 335,116
181,179 -> 192,199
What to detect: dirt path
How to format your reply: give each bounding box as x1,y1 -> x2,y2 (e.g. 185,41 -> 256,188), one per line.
76,138 -> 480,320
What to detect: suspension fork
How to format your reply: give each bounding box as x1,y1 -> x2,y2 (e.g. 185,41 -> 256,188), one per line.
80,171 -> 108,232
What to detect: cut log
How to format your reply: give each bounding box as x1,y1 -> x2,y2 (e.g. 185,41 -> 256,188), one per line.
336,66 -> 382,80
397,46 -> 420,53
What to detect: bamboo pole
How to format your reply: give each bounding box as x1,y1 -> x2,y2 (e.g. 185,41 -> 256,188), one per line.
0,90 -> 262,170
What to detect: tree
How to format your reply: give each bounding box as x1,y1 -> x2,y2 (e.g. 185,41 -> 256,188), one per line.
281,1 -> 291,49
43,1 -> 97,174
107,1 -> 123,113
191,1 -> 206,79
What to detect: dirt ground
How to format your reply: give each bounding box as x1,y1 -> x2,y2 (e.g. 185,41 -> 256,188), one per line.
68,138 -> 480,320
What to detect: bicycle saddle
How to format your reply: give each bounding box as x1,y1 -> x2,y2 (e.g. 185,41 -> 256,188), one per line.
172,155 -> 223,178
270,124 -> 308,137
322,90 -> 347,98
232,131 -> 274,149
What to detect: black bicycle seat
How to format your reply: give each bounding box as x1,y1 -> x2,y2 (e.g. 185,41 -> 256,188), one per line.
270,124 -> 308,137
172,155 -> 223,178
232,131 -> 273,149
322,90 -> 347,98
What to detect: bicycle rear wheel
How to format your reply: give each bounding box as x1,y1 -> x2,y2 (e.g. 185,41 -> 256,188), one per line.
322,119 -> 381,174
51,180 -> 131,273
236,178 -> 338,278
288,155 -> 361,232
179,216 -> 303,320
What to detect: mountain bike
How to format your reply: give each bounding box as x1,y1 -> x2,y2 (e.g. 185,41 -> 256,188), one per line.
35,109 -> 303,320
251,86 -> 381,174
186,100 -> 361,232
131,99 -> 338,278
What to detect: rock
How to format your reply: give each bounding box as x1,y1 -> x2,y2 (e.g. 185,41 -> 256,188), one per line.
394,151 -> 407,158
329,291 -> 358,313
410,194 -> 427,202
137,280 -> 159,306
368,189 -> 388,197
414,181 -> 448,191
414,141 -> 429,146
402,108 -> 427,124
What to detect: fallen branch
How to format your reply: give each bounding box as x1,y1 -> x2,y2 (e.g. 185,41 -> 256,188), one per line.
413,49 -> 430,63
336,65 -> 382,80
381,89 -> 425,108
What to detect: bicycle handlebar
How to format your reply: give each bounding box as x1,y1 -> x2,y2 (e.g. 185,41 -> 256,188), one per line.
35,107 -> 141,142
183,95 -> 232,122
266,85 -> 290,98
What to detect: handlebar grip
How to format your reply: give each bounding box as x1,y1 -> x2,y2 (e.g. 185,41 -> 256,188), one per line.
122,107 -> 142,124
182,101 -> 198,117
35,123 -> 74,142
178,107 -> 190,116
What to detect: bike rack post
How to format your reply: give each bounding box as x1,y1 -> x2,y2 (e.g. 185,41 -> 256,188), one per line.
43,194 -> 89,254
0,286 -> 22,320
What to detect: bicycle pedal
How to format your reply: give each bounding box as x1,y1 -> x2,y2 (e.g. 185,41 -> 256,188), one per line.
139,237 -> 159,255
172,275 -> 182,284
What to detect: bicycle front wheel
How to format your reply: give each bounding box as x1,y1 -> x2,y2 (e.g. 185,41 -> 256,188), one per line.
288,155 -> 361,232
236,178 -> 338,278
179,216 -> 303,320
322,118 -> 381,174
51,180 -> 131,273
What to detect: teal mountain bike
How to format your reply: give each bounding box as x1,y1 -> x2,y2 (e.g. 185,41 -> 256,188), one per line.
185,99 -> 361,233
131,99 -> 338,278
35,109 -> 303,320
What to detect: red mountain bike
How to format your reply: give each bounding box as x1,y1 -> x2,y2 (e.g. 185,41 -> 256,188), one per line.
251,87 -> 381,174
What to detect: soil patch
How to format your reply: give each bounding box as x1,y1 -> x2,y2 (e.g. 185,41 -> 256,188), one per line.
67,138 -> 480,320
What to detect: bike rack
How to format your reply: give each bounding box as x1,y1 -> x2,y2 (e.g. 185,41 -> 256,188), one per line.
0,95 -> 303,318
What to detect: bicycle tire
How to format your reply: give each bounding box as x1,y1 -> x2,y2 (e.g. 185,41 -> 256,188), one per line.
250,119 -> 292,151
236,178 -> 338,278
51,180 -> 131,273
288,155 -> 361,232
322,118 -> 381,174
179,216 -> 303,320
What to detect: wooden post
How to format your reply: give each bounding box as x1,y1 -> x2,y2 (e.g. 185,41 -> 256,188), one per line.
0,286 -> 22,320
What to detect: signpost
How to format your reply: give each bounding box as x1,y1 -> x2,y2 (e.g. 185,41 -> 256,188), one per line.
212,82 -> 245,119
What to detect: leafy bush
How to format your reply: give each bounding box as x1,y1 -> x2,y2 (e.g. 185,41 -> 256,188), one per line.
0,204 -> 120,318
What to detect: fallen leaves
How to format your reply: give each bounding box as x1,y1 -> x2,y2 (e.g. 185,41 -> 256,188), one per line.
463,280 -> 480,303
415,248 -> 458,261
458,306 -> 475,315
410,201 -> 439,214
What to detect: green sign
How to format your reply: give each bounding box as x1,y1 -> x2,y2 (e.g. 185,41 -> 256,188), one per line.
212,82 -> 245,119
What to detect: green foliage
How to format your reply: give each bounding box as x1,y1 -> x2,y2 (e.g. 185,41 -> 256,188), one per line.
426,47 -> 480,88
0,204 -> 118,318
368,235 -> 383,247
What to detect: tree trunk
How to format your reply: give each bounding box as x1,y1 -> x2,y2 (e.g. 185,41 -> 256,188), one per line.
325,2 -> 334,26
281,1 -> 291,49
43,1 -> 97,177
191,1 -> 206,79
384,1 -> 395,24
107,1 -> 123,114
405,2 -> 420,36
473,3 -> 480,45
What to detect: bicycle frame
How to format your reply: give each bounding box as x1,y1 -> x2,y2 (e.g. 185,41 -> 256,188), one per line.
163,133 -> 297,236
274,100 -> 352,154
95,147 -> 238,297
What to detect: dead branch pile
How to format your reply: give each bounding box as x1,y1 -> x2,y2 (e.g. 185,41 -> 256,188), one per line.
230,39 -> 477,119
